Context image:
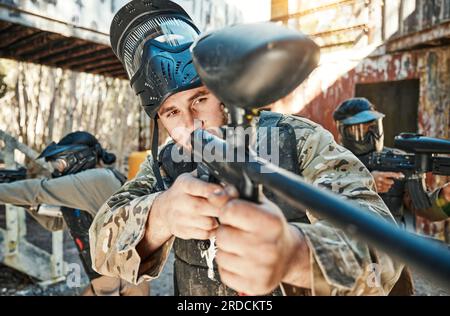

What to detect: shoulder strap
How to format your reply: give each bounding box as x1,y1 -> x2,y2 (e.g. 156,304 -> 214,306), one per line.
258,110 -> 284,128
107,167 -> 127,185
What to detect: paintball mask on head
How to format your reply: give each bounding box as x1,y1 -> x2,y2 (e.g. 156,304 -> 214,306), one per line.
37,131 -> 116,178
333,98 -> 385,156
110,0 -> 202,118
41,143 -> 98,178
110,0 -> 202,190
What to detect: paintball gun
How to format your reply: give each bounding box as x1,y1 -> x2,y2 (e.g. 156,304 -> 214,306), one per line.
189,23 -> 450,288
359,133 -> 450,209
0,167 -> 27,183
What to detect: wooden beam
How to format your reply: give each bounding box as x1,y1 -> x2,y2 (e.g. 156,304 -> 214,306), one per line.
8,32 -> 61,57
76,58 -> 121,72
23,39 -> 82,62
108,69 -> 127,77
57,48 -> 114,68
0,21 -> 14,32
89,63 -> 124,74
0,26 -> 38,48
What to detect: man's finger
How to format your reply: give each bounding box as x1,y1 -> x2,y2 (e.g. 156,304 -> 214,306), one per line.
208,190 -> 236,209
382,179 -> 395,186
177,227 -> 216,240
219,200 -> 275,232
215,250 -> 248,276
382,172 -> 404,179
178,173 -> 223,198
184,215 -> 219,231
216,225 -> 256,256
188,196 -> 221,217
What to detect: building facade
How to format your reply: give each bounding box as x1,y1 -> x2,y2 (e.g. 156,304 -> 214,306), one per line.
271,0 -> 449,143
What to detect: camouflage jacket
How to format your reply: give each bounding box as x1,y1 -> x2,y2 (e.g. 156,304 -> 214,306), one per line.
89,113 -> 408,296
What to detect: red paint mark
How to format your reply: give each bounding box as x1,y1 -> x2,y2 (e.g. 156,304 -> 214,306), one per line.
75,238 -> 84,251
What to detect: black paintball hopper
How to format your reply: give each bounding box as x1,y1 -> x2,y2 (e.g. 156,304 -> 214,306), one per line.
191,22 -> 320,109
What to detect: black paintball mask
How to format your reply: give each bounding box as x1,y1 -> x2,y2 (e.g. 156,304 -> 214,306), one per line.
333,98 -> 385,156
37,132 -> 116,178
110,0 -> 202,190
110,0 -> 202,118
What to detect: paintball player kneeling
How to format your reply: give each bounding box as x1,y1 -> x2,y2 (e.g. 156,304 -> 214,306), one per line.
89,0 -> 411,296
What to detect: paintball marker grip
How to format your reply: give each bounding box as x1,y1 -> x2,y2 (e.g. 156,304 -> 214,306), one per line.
405,175 -> 433,209
192,129 -> 260,203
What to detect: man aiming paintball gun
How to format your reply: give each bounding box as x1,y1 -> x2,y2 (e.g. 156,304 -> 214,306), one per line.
89,0 -> 420,296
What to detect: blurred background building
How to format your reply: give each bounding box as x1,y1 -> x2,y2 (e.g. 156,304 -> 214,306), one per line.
271,0 -> 449,144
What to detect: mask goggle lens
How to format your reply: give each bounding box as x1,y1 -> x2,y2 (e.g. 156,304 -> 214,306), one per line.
343,119 -> 383,142
123,15 -> 199,78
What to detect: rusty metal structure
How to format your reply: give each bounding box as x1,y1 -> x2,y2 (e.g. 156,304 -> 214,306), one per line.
0,0 -> 128,79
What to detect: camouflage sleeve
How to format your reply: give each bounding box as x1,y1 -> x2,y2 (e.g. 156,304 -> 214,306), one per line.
89,155 -> 174,285
283,115 -> 405,295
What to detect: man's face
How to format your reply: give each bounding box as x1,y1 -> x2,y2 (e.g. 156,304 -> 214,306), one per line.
158,86 -> 226,148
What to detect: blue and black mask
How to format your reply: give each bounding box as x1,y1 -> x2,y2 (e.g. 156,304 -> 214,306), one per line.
110,0 -> 203,190
37,131 -> 116,178
110,0 -> 202,118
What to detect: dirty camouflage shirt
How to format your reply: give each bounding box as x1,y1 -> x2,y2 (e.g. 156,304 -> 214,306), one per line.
89,113 -> 406,296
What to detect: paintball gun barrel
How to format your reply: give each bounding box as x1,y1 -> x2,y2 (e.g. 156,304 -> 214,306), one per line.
0,167 -> 27,183
361,133 -> 450,176
359,133 -> 450,209
190,22 -> 450,289
395,133 -> 450,175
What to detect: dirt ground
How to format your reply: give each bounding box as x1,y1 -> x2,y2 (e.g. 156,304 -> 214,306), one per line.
0,209 -> 447,296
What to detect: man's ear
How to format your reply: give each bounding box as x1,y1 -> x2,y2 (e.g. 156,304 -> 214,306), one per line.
220,103 -> 229,125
